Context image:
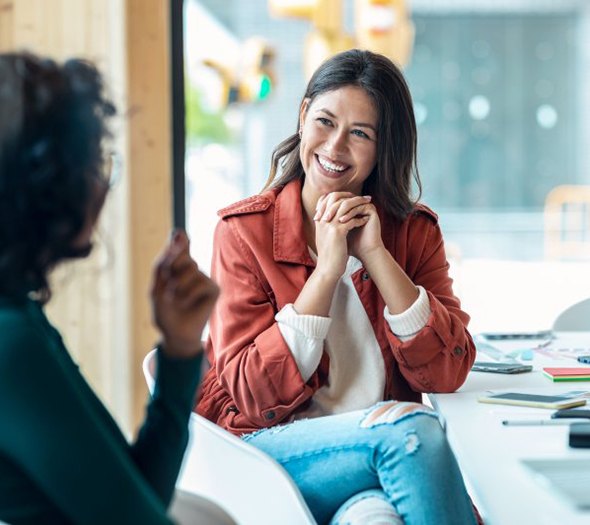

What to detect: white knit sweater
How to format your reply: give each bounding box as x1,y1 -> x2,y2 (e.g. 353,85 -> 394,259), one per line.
276,255 -> 431,418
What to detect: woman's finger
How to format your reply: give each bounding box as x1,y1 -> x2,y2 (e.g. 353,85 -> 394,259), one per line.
175,272 -> 219,312
334,196 -> 372,220
167,261 -> 204,301
313,194 -> 327,221
342,215 -> 370,232
321,199 -> 348,222
338,202 -> 376,223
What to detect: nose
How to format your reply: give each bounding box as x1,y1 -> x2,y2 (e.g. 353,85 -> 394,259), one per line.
325,128 -> 347,156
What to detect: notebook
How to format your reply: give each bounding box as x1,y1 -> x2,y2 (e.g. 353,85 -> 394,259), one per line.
543,368 -> 590,382
522,458 -> 590,509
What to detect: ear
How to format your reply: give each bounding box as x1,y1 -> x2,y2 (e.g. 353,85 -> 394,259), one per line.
299,98 -> 310,131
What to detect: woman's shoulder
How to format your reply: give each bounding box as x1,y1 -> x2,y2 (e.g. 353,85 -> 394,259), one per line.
383,202 -> 439,233
0,297 -> 34,326
0,299 -> 49,357
217,187 -> 281,220
409,202 -> 439,224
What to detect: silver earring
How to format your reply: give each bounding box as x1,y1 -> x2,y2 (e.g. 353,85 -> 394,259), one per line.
298,129 -> 302,139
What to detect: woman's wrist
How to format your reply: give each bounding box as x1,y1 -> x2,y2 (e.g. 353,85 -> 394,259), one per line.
358,244 -> 388,268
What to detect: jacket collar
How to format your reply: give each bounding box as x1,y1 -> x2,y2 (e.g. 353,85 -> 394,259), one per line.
273,179 -> 315,267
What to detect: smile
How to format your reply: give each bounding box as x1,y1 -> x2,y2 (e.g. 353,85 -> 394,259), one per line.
316,154 -> 349,174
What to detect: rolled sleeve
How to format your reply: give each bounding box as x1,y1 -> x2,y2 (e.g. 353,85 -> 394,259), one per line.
384,285 -> 431,342
276,303 -> 331,381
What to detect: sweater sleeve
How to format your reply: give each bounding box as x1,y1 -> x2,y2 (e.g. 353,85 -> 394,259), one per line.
0,305 -> 200,525
276,303 -> 331,382
131,346 -> 203,504
383,285 -> 431,341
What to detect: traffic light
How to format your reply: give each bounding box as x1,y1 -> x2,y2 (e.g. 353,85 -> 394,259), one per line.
237,37 -> 275,103
202,37 -> 276,106
354,0 -> 414,67
269,0 -> 341,33
269,0 -> 415,72
269,0 -> 354,78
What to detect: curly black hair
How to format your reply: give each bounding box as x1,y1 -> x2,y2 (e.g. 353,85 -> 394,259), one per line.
0,52 -> 116,303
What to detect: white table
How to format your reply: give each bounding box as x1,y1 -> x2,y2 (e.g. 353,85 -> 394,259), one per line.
429,332 -> 590,525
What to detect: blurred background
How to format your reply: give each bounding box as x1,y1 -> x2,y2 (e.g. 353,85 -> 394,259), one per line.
183,0 -> 590,334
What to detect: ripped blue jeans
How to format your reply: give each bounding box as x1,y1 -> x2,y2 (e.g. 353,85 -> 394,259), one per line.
242,401 -> 477,525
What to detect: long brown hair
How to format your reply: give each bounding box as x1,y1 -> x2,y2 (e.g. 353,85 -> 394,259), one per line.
264,49 -> 421,220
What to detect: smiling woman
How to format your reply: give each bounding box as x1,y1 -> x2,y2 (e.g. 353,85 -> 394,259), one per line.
197,49 -> 482,525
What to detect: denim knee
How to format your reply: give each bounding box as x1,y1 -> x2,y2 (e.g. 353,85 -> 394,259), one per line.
360,401 -> 447,458
329,489 -> 403,525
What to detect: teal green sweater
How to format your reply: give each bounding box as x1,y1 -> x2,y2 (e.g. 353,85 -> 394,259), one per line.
0,296 -> 202,524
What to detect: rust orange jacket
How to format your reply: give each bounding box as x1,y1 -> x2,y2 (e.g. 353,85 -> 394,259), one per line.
196,179 -> 476,436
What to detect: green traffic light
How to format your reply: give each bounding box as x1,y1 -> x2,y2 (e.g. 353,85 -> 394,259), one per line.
258,74 -> 272,100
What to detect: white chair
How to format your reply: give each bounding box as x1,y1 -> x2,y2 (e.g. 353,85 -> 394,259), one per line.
169,489 -> 235,525
143,349 -> 316,525
552,298 -> 590,331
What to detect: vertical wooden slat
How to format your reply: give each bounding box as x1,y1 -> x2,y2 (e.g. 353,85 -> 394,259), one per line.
0,1 -> 14,50
126,0 -> 173,428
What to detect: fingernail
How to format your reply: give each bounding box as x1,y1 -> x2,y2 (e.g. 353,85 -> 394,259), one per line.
363,195 -> 372,200
171,229 -> 187,245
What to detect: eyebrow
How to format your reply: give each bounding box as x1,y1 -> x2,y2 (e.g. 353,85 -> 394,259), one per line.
317,108 -> 377,132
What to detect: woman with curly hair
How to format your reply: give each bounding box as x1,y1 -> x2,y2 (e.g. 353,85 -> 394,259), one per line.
0,52 -> 230,524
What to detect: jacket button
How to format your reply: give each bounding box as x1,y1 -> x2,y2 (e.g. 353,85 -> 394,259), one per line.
453,346 -> 463,356
361,272 -> 370,281
265,411 -> 276,421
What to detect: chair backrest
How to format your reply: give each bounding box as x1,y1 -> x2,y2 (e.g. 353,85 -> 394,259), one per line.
142,349 -> 316,525
169,489 -> 235,525
544,185 -> 590,260
552,298 -> 590,331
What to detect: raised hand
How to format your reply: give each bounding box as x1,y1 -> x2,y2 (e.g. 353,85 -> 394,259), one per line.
150,230 -> 219,359
313,192 -> 372,279
339,199 -> 384,263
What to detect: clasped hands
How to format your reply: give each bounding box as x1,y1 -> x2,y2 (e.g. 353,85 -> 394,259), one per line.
313,191 -> 384,279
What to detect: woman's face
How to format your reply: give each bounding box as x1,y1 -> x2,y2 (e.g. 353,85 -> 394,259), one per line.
299,85 -> 378,201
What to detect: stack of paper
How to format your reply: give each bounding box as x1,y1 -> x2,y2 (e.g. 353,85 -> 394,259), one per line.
543,367 -> 590,382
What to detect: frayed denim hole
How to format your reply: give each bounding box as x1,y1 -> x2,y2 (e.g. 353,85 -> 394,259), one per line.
403,431 -> 420,455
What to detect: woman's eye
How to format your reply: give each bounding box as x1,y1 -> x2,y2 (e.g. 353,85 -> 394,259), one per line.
317,117 -> 332,126
352,129 -> 370,139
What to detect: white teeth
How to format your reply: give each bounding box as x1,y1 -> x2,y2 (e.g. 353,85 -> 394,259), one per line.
318,157 -> 346,172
